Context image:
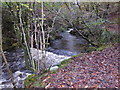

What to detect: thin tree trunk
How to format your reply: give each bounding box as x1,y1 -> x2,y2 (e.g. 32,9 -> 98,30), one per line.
19,7 -> 32,66
41,2 -> 46,70
1,48 -> 16,88
0,5 -> 16,88
0,4 -> 2,83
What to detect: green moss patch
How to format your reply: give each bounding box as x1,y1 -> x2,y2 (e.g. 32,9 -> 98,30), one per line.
24,74 -> 39,87
97,43 -> 113,51
58,58 -> 72,68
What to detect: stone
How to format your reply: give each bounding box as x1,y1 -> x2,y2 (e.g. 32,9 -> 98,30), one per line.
66,28 -> 73,33
13,71 -> 23,78
50,66 -> 59,71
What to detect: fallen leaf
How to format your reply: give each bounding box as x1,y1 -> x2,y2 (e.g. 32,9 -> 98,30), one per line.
84,85 -> 88,88
43,76 -> 51,82
61,85 -> 65,87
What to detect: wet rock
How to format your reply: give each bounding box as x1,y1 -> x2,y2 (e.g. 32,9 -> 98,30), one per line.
1,80 -> 11,84
13,71 -> 31,88
18,80 -> 23,84
14,71 -> 22,78
22,70 -> 33,74
14,71 -> 31,80
50,66 -> 59,71
69,30 -> 78,35
66,28 -> 73,33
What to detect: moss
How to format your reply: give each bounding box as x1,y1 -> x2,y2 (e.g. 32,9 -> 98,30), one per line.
97,46 -> 104,51
71,53 -> 84,58
41,73 -> 48,78
12,42 -> 20,47
58,58 -> 71,68
97,43 -> 112,51
34,82 -> 41,87
86,47 -> 97,52
59,26 -> 67,32
24,71 -> 50,88
54,53 -> 86,70
50,69 -> 58,74
24,74 -> 39,87
116,17 -> 120,23
31,80 -> 47,88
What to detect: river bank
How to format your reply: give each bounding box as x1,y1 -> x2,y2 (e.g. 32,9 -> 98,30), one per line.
0,29 -> 92,88
24,43 -> 119,88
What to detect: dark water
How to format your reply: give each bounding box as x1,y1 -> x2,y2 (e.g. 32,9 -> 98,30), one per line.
47,30 -> 88,56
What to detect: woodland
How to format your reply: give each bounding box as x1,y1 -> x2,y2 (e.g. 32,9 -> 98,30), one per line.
0,2 -> 119,88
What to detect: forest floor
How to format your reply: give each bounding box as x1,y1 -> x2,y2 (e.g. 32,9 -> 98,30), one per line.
41,43 -> 119,88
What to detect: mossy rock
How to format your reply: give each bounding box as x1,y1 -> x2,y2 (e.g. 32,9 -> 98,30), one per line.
69,30 -> 78,35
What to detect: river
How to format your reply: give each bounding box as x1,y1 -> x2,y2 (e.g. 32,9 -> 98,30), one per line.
0,29 -> 89,88
48,29 -> 88,56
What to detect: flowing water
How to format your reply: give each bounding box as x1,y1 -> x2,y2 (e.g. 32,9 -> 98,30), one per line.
0,29 -> 89,88
48,30 -> 88,56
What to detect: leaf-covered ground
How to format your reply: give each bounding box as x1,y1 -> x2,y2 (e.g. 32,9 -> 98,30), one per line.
43,44 -> 119,88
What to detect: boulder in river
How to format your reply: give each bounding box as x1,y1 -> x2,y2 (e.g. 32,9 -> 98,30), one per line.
50,66 -> 59,71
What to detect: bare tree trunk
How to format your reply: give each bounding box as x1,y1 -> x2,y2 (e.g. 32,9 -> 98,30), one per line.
0,3 -> 2,82
41,2 -> 46,71
0,4 -> 16,88
1,48 -> 16,88
19,7 -> 32,67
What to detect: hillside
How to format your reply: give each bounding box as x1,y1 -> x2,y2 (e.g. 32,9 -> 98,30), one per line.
29,43 -> 119,88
